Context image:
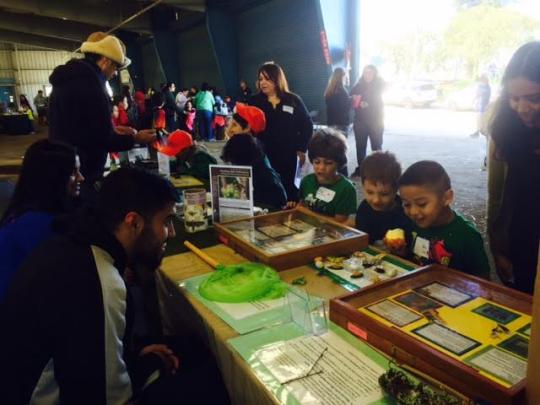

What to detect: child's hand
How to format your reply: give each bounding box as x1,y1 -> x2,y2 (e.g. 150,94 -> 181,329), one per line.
385,243 -> 408,258
284,201 -> 298,209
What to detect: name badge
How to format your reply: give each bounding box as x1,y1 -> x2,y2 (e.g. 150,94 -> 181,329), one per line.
413,236 -> 430,259
283,105 -> 294,114
315,187 -> 335,203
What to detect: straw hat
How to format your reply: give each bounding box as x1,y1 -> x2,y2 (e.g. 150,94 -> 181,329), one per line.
81,32 -> 131,69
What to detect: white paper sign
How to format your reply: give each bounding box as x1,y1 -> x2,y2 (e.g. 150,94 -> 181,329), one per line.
255,331 -> 385,404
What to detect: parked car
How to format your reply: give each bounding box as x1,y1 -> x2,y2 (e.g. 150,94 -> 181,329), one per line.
383,81 -> 438,108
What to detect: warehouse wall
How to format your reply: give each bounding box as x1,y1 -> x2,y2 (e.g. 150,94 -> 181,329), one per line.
235,0 -> 330,117
0,42 -> 71,110
176,23 -> 224,93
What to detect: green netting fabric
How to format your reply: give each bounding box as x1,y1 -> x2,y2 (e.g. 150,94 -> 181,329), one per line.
199,262 -> 287,303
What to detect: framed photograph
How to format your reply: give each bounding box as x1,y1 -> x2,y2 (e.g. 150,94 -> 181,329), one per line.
465,346 -> 527,387
472,303 -> 521,325
412,322 -> 481,356
415,282 -> 474,307
366,299 -> 422,327
498,335 -> 529,359
393,291 -> 442,313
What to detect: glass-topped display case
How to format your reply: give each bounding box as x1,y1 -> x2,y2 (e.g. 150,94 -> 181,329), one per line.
214,206 -> 368,270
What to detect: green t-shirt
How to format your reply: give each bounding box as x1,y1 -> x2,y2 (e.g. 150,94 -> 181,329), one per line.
409,210 -> 490,278
300,173 -> 357,217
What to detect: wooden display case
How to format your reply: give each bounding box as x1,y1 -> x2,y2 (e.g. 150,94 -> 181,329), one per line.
330,265 -> 532,405
214,206 -> 368,270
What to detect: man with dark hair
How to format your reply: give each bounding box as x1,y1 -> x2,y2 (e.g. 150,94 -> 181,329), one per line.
48,32 -> 156,199
0,168 -> 185,403
163,82 -> 181,132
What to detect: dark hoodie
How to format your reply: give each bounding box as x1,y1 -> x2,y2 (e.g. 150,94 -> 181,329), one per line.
48,58 -> 135,182
0,207 -> 160,404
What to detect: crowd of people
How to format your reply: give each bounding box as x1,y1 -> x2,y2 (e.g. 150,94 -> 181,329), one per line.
0,29 -> 539,403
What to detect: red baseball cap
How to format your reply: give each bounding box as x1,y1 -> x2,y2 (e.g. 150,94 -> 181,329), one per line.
153,129 -> 193,156
235,103 -> 266,134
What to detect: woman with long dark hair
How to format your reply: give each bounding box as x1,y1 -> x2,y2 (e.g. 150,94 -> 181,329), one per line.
0,139 -> 84,299
325,67 -> 351,135
250,62 -> 313,200
350,65 -> 385,177
488,41 -> 540,294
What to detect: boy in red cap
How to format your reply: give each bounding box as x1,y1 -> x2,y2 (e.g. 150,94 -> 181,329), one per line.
222,103 -> 287,209
225,102 -> 266,138
154,130 -> 217,182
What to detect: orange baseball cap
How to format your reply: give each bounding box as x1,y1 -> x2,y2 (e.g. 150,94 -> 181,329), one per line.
235,103 -> 266,134
153,129 -> 193,156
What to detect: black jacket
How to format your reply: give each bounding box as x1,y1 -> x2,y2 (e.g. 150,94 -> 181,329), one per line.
48,59 -> 135,182
355,197 -> 411,243
325,87 -> 351,126
253,158 -> 287,209
350,78 -> 385,126
0,208 -> 159,404
250,92 -> 313,198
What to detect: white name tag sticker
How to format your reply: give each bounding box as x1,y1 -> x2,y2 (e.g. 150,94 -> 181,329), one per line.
413,236 -> 430,259
283,105 -> 294,114
315,187 -> 335,203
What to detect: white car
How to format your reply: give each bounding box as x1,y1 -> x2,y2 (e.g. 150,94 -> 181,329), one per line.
384,81 -> 438,108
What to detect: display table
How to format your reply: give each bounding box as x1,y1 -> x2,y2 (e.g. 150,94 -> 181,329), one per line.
0,113 -> 34,135
157,243 -> 416,404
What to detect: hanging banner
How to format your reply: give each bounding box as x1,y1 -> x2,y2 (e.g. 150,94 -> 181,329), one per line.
320,31 -> 332,65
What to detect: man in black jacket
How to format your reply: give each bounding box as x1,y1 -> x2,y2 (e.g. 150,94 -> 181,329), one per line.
48,32 -> 156,198
0,168 -> 181,404
163,82 -> 182,132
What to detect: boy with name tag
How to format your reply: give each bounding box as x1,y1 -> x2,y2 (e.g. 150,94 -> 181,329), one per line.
355,151 -> 411,244
293,128 -> 357,224
398,160 -> 490,278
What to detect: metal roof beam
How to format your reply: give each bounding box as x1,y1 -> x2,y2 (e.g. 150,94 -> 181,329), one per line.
0,28 -> 78,51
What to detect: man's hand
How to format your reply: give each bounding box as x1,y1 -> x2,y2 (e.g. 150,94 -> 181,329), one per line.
115,125 -> 137,136
297,151 -> 306,167
134,129 -> 157,144
140,344 -> 179,375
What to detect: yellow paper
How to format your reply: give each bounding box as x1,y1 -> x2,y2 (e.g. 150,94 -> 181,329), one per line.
360,290 -> 531,388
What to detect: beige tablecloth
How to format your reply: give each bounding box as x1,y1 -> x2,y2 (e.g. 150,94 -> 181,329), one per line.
157,244 -> 349,405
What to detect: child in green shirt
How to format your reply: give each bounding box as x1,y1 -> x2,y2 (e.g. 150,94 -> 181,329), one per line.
294,128 -> 357,224
398,160 -> 490,278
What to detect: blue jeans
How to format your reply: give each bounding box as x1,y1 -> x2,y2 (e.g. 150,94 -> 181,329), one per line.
197,110 -> 214,140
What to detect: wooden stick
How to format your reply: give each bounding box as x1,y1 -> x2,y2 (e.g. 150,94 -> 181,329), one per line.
183,241 -> 220,269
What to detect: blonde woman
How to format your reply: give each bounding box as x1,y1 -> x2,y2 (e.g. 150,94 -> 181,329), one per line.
324,67 -> 352,136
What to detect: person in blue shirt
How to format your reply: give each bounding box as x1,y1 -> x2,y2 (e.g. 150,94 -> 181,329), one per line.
0,139 -> 84,300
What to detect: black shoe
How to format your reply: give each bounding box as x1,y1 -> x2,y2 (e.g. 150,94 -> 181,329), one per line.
350,167 -> 361,178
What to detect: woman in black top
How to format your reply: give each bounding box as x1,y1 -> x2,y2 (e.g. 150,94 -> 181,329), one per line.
488,41 -> 540,294
250,62 -> 313,200
350,65 -> 385,176
325,67 -> 351,135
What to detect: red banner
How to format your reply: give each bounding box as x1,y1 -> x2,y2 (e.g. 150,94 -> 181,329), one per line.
320,31 -> 332,65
